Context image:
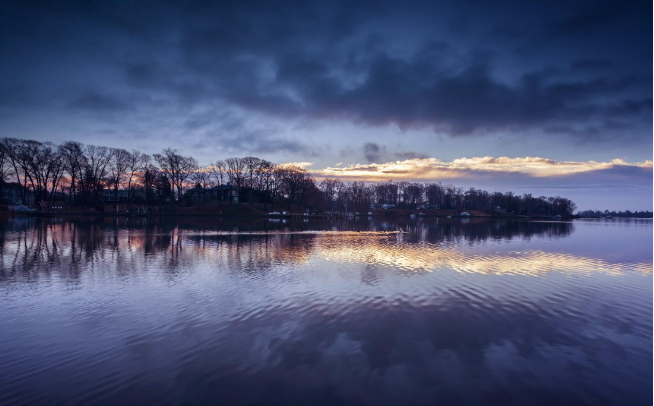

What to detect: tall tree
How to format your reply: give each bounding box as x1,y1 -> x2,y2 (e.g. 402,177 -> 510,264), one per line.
258,160 -> 276,210
139,164 -> 159,207
0,140 -> 11,201
84,145 -> 114,203
224,157 -> 246,199
153,148 -> 197,201
1,138 -> 32,203
59,141 -> 86,203
190,166 -> 212,202
210,160 -> 227,204
126,150 -> 150,202
242,156 -> 262,204
107,148 -> 131,211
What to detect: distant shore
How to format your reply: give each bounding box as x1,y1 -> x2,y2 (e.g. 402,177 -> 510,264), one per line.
9,202 -> 648,220
2,206 -> 572,220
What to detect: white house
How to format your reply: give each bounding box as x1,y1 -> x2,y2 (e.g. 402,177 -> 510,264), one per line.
1,182 -> 35,205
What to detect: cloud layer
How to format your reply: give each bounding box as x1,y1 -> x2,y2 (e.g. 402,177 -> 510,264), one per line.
0,0 -> 650,209
318,157 -> 653,180
0,0 -> 650,153
309,155 -> 653,210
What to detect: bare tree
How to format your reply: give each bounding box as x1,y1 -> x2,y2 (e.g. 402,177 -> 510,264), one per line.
60,141 -> 87,203
0,140 -> 11,200
242,156 -> 262,204
107,148 -> 131,211
1,138 -> 33,203
209,160 -> 227,204
138,164 -> 159,207
84,145 -> 114,203
190,166 -> 212,202
279,166 -> 315,209
319,178 -> 343,212
153,148 -> 198,201
257,160 -> 275,210
2,140 -> 66,208
126,150 -> 150,202
224,157 -> 246,198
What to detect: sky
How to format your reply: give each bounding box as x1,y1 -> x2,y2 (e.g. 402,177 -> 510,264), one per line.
0,0 -> 651,211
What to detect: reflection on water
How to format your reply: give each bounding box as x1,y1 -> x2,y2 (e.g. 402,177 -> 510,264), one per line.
0,217 -> 652,405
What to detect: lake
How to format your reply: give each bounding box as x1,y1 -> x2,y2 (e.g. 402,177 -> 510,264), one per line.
0,217 -> 651,405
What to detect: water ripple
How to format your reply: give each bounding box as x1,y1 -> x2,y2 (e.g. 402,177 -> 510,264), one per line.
0,218 -> 651,405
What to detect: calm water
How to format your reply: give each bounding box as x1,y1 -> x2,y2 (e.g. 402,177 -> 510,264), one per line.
0,217 -> 651,405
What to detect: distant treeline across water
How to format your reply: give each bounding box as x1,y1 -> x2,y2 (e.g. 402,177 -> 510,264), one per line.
577,209 -> 653,218
1,137 -> 576,216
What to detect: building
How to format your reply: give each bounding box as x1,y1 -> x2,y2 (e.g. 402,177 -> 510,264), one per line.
188,184 -> 239,203
417,202 -> 439,209
103,189 -> 129,202
1,182 -> 35,205
370,203 -> 395,209
102,188 -> 146,202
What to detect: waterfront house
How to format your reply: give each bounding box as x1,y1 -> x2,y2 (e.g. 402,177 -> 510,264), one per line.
417,202 -> 439,209
1,182 -> 35,205
102,188 -> 146,202
188,184 -> 239,203
370,203 -> 396,209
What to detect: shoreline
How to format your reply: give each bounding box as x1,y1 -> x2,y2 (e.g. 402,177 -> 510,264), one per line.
2,210 -> 575,220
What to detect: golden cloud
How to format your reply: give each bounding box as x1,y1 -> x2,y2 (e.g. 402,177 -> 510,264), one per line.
278,161 -> 314,169
311,157 -> 653,180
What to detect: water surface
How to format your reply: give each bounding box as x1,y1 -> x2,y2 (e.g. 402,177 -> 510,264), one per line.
0,217 -> 651,405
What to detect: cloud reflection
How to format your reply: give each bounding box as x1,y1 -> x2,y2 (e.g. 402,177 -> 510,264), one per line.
0,218 -> 650,280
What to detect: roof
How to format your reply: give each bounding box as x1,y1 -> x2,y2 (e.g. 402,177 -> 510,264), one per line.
1,181 -> 24,188
209,184 -> 238,190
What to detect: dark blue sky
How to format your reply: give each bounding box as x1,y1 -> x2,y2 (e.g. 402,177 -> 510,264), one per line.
0,0 -> 651,210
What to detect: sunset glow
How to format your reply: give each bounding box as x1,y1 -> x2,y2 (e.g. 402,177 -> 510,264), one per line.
313,157 -> 653,180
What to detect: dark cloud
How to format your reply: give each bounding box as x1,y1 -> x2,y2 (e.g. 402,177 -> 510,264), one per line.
186,111 -> 310,155
395,151 -> 429,160
0,0 -> 651,151
69,92 -> 130,112
572,59 -> 613,71
142,1 -> 650,138
363,142 -> 385,163
363,143 -> 428,163
552,1 -> 635,35
605,98 -> 653,118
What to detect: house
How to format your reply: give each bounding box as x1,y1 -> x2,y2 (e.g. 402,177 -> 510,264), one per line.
188,184 -> 239,203
417,202 -> 439,209
370,203 -> 395,210
102,189 -> 146,202
0,182 -> 35,205
102,189 -> 130,202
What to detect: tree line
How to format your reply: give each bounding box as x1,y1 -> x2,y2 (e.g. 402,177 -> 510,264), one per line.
318,179 -> 576,216
0,138 -> 318,211
577,209 -> 652,218
0,137 -> 576,215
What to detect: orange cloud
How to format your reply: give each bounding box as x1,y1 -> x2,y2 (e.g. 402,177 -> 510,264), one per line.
311,157 -> 653,180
